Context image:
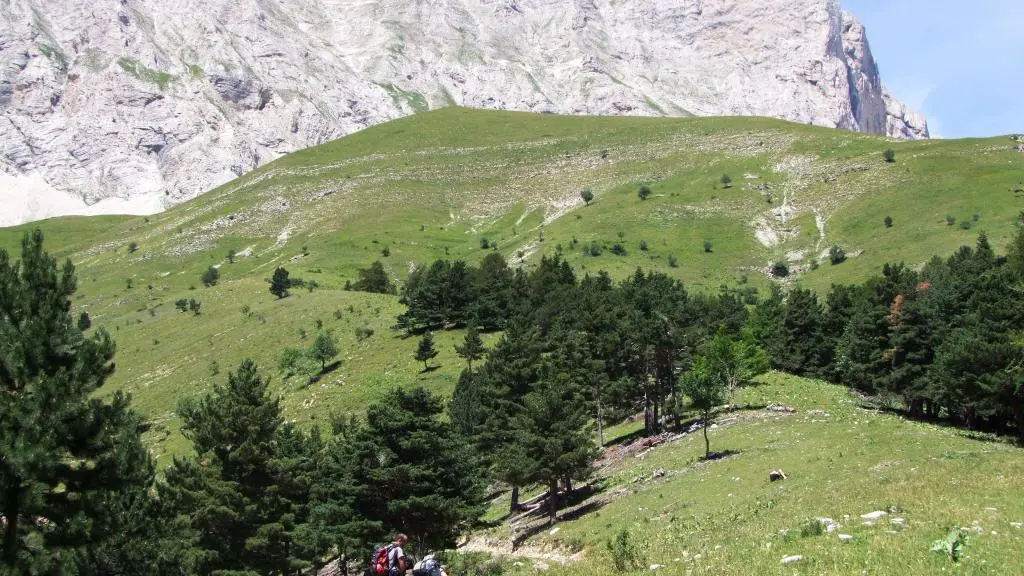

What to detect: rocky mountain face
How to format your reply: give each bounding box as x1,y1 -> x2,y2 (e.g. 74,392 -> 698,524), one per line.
0,0 -> 928,225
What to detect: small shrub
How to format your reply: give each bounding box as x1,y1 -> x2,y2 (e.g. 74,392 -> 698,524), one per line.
175,299 -> 189,312
960,220 -> 972,230
610,243 -> 627,256
884,216 -> 893,228
829,245 -> 846,265
667,255 -> 678,268
972,212 -> 981,222
302,245 -> 309,256
334,309 -> 343,320
128,241 -> 139,253
809,258 -> 820,271
227,248 -> 237,263
298,328 -> 307,340
201,266 -> 220,287
800,518 -> 825,538
381,246 -> 390,257
125,279 -> 133,290
77,312 -> 92,331
315,319 -> 323,330
721,174 -> 733,188
585,242 -> 602,257
580,188 -> 594,205
771,260 -> 790,278
188,299 -> 201,315
240,304 -> 251,317
355,326 -> 374,341
638,185 -> 652,200
931,528 -> 968,563
480,237 -> 489,249
639,240 -> 648,252
946,215 -> 956,226
208,360 -> 220,376
606,529 -> 642,572
883,149 -> 896,163
703,240 -> 713,253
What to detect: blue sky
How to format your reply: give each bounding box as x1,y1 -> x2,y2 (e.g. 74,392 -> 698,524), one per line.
843,0 -> 1023,138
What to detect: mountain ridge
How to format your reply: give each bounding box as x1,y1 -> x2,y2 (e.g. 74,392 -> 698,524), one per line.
0,0 -> 927,225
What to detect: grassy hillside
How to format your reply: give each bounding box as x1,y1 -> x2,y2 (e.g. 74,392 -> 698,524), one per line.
2,107 -> 1022,460
461,374 -> 1024,575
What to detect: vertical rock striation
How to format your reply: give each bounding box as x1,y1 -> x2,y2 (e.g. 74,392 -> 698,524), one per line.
0,0 -> 928,224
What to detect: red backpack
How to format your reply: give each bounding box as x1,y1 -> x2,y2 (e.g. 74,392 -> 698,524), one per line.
370,544 -> 395,576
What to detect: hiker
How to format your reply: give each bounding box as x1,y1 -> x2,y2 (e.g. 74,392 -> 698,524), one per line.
412,554 -> 448,576
368,534 -> 409,576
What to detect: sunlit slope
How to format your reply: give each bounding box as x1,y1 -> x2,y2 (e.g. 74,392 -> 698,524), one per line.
472,374 -> 1024,575
1,108 -> 1020,461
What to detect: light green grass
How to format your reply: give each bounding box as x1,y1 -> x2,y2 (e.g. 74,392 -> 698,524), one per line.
470,373 -> 1024,575
2,108 -> 1020,459
117,57 -> 175,90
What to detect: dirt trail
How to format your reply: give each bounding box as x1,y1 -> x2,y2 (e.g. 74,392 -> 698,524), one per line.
459,533 -> 582,567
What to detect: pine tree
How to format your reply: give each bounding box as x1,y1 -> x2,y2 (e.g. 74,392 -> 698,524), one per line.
513,365 -> 598,524
455,323 -> 486,370
351,261 -> 396,295
340,388 -> 486,553
0,230 -> 153,572
270,266 -> 291,299
310,332 -> 339,371
415,331 -> 439,370
161,360 -> 301,575
771,288 -> 828,376
307,421 -> 379,575
473,253 -> 514,331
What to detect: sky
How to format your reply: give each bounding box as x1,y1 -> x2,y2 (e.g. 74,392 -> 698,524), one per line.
843,0 -> 1023,138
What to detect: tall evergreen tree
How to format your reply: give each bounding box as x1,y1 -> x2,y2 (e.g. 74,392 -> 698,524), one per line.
340,388 -> 486,553
771,288 -> 828,376
350,261 -> 396,295
513,365 -> 599,524
162,360 -> 302,576
270,267 -> 291,299
455,323 -> 486,370
472,253 -> 515,331
415,331 -> 438,370
0,231 -> 153,573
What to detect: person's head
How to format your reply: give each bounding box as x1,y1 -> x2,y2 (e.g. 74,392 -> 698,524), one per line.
394,533 -> 408,546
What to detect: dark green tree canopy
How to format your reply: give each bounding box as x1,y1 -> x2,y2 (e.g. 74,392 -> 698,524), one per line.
340,388 -> 486,553
350,261 -> 397,295
270,266 -> 291,298
0,230 -> 152,572
415,331 -> 439,369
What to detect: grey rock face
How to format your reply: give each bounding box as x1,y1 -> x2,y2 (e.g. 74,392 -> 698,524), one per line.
0,0 -> 928,224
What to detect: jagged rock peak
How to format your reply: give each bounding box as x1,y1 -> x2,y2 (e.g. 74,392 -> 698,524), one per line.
0,0 -> 928,225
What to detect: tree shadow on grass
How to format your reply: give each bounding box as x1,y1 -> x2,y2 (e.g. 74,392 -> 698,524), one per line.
864,400 -> 1023,447
701,449 -> 741,462
510,482 -> 609,550
420,365 -> 441,374
306,361 -> 343,386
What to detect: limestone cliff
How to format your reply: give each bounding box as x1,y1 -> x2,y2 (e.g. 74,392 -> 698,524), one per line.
0,0 -> 928,224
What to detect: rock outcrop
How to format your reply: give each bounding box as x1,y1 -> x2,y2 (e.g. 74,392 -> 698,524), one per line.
0,0 -> 928,224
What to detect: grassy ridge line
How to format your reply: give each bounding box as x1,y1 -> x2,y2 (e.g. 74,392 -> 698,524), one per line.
0,109 -> 1020,459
